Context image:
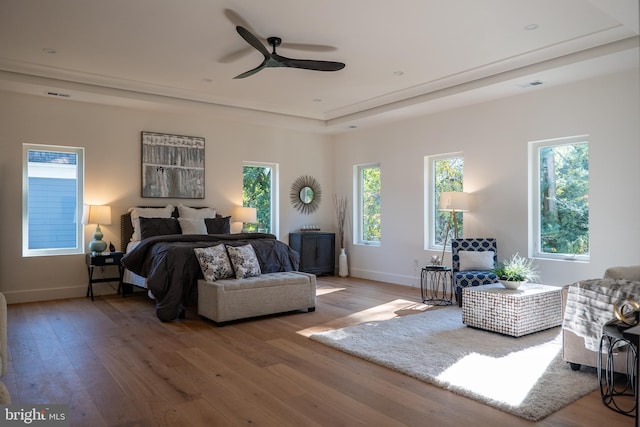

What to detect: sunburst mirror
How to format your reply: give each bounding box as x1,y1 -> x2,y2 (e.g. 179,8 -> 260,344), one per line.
290,175 -> 322,214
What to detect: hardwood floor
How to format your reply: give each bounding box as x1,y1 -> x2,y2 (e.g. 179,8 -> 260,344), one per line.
3,277 -> 633,426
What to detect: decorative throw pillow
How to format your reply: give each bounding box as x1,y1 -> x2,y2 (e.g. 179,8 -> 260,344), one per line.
459,250 -> 495,271
205,216 -> 231,234
177,204 -> 217,219
178,217 -> 207,235
194,245 -> 234,281
226,244 -> 261,279
139,217 -> 181,240
129,205 -> 174,241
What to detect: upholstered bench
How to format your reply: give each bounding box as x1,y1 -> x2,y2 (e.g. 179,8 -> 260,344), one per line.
197,271 -> 317,324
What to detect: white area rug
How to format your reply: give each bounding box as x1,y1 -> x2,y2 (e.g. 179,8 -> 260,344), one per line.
310,306 -> 597,421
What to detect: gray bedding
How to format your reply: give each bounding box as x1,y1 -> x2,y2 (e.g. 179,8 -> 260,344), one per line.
121,233 -> 300,321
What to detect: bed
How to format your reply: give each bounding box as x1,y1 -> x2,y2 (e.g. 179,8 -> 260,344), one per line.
119,205 -> 300,321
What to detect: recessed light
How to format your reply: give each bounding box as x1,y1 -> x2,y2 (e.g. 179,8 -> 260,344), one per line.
348,125 -> 358,129
42,48 -> 57,54
202,78 -> 213,83
393,71 -> 404,76
313,98 -> 322,103
524,24 -> 539,31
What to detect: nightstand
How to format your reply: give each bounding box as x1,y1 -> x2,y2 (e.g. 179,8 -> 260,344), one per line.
86,252 -> 124,301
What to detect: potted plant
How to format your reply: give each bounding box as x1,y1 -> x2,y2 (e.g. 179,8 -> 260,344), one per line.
493,253 -> 540,289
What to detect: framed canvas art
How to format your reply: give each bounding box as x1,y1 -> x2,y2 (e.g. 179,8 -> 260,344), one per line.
141,131 -> 205,198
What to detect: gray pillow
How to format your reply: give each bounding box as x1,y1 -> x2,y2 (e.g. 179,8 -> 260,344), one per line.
205,216 -> 231,234
139,217 -> 181,240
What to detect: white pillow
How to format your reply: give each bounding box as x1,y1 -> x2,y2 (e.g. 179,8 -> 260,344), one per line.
458,250 -> 495,271
178,217 -> 207,235
177,204 -> 217,219
129,205 -> 174,241
194,245 -> 234,281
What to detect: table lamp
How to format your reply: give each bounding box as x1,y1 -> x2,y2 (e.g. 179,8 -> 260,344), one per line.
84,205 -> 111,253
233,206 -> 257,233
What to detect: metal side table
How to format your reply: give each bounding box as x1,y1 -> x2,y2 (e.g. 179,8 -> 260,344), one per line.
420,265 -> 453,306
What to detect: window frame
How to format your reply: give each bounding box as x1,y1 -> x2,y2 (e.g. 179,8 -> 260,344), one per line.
425,152 -> 464,251
22,143 -> 85,257
529,135 -> 590,261
354,163 -> 381,246
242,161 -> 279,238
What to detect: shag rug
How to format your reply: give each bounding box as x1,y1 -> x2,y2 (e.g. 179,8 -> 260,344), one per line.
310,306 -> 598,421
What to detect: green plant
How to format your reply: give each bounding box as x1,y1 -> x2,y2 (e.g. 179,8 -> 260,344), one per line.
493,253 -> 540,282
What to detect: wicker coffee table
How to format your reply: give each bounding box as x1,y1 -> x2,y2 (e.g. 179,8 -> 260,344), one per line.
462,283 -> 562,337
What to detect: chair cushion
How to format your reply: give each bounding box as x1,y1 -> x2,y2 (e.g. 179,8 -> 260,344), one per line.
455,271 -> 499,288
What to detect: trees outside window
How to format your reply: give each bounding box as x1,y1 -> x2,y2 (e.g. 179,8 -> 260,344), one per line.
356,164 -> 381,244
531,136 -> 589,259
242,163 -> 277,234
426,154 -> 463,249
23,144 -> 84,257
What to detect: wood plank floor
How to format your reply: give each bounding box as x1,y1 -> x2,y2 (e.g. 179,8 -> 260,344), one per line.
3,276 -> 632,426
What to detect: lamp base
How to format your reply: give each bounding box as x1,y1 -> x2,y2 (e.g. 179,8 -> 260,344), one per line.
88,239 -> 107,254
88,225 -> 107,253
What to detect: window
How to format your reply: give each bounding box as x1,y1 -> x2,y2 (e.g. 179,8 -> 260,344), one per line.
23,144 -> 84,257
242,162 -> 278,236
425,153 -> 463,250
355,164 -> 381,245
530,136 -> 589,260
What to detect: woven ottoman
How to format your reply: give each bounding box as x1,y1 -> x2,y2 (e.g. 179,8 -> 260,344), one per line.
462,283 -> 562,337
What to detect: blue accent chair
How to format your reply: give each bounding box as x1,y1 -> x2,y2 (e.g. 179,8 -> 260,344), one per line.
452,238 -> 499,306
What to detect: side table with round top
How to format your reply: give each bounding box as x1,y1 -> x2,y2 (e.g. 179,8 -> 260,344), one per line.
421,265 -> 453,306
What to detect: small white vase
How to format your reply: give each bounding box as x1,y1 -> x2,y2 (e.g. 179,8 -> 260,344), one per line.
500,280 -> 524,290
338,248 -> 349,277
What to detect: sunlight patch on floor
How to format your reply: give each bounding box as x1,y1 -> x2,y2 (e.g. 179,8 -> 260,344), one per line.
436,339 -> 560,406
315,286 -> 346,296
297,298 -> 432,337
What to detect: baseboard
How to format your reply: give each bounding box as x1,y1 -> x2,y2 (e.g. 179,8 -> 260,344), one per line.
3,284 -> 117,304
348,268 -> 419,288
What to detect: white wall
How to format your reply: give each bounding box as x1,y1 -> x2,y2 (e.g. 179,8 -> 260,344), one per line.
333,69 -> 640,288
0,92 -> 335,303
1,68 -> 638,303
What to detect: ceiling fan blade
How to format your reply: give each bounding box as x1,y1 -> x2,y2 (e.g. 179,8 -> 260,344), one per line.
236,26 -> 269,58
280,42 -> 337,53
278,56 -> 345,72
233,61 -> 267,79
224,9 -> 255,32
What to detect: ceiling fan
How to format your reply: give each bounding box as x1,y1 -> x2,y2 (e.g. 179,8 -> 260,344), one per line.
219,9 -> 338,64
233,26 -> 346,79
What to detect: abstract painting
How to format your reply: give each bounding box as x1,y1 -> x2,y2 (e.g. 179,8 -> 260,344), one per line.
141,131 -> 205,198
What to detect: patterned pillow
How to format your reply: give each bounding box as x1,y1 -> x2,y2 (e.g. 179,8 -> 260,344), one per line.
194,245 -> 234,281
226,244 -> 261,279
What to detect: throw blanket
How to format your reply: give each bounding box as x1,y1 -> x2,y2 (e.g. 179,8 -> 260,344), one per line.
122,233 -> 300,321
562,278 -> 640,351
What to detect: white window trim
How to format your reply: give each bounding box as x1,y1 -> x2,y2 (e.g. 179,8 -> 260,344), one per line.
353,163 -> 381,246
22,144 -> 85,257
528,135 -> 590,262
424,152 -> 463,251
242,161 -> 279,238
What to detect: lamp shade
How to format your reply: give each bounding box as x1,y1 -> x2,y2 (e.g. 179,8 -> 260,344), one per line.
232,206 -> 257,224
439,192 -> 471,212
87,205 -> 112,225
